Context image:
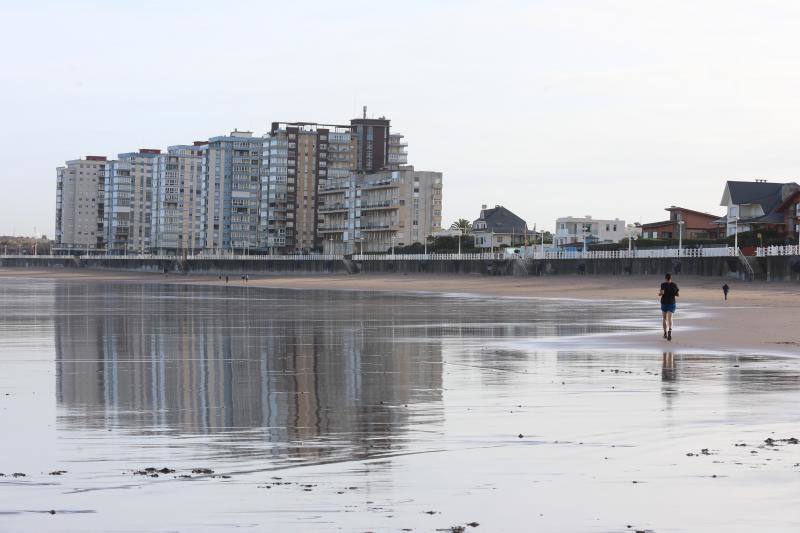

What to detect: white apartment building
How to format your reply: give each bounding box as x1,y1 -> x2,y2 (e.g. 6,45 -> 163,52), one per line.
104,150 -> 160,254
151,143 -> 207,255
204,131 -> 261,253
55,156 -> 108,254
554,215 -> 626,246
321,169 -> 443,254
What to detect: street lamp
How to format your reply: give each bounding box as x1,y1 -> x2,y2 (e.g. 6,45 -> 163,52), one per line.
678,220 -> 685,256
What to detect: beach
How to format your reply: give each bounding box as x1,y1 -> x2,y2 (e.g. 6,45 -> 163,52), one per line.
0,269 -> 799,532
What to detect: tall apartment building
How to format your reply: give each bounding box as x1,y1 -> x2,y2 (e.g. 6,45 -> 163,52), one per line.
151,143 -> 207,254
104,149 -> 160,254
204,131 -> 261,253
387,133 -> 408,167
321,169 -> 443,254
261,122 -> 357,253
350,113 -> 389,173
55,156 -> 108,254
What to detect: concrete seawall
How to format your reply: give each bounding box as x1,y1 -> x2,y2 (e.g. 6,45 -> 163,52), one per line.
2,256 -> 799,281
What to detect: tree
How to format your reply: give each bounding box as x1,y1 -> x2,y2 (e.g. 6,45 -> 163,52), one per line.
449,218 -> 473,234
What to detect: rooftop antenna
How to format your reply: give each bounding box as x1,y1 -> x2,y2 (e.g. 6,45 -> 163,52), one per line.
363,105 -> 367,119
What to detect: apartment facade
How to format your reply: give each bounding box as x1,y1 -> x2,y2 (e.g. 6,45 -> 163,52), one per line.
151,143 -> 207,254
204,131 -> 261,253
554,215 -> 626,246
53,112 -> 440,256
321,169 -> 443,254
104,149 -> 160,254
350,115 -> 389,173
55,156 -> 108,254
261,122 -> 357,253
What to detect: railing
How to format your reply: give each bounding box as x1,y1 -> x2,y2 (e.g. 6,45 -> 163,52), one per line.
0,254 -> 344,261
756,245 -> 800,257
8,246 -> 796,262
519,247 -> 738,260
352,253 -> 508,261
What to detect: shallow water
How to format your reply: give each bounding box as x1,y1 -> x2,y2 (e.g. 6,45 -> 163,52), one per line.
0,279 -> 798,532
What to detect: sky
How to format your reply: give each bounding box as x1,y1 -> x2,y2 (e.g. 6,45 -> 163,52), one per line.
2,0 -> 800,236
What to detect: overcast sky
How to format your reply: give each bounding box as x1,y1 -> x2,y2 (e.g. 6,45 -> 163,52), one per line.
2,0 -> 800,236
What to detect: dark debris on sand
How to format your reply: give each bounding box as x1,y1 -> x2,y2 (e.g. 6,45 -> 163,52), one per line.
764,437 -> 798,446
131,467 -> 175,477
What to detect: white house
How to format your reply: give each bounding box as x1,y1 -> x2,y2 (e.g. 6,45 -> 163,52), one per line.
554,216 -> 626,246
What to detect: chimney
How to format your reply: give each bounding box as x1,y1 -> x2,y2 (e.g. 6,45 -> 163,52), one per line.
481,204 -> 487,209
363,105 -> 367,119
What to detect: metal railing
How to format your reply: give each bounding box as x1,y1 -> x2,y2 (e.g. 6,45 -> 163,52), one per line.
0,253 -> 344,261
6,246 -> 789,262
352,253 -> 508,261
756,245 -> 800,257
518,247 -> 738,260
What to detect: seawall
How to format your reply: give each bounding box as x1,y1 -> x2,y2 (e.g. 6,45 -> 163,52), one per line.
1,256 -> 799,281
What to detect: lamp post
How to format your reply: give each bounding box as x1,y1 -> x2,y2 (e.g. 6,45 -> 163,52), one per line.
678,220 -> 685,256
540,231 -> 545,258
582,224 -> 589,254
457,230 -> 462,256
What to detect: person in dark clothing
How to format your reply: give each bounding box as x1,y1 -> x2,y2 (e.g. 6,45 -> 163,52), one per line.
658,273 -> 679,341
722,283 -> 730,301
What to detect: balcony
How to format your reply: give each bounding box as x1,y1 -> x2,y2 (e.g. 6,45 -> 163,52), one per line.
318,203 -> 349,213
318,224 -> 348,233
360,223 -> 399,232
360,199 -> 400,211
361,179 -> 399,190
318,184 -> 349,194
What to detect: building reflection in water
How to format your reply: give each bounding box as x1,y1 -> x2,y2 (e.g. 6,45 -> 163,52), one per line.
54,283 -> 447,461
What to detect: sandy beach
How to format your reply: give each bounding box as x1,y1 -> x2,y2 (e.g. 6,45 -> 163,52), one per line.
1,270 -> 800,531
1,267 -> 798,356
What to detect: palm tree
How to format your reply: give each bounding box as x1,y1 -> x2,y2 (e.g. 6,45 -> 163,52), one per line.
449,218 -> 472,234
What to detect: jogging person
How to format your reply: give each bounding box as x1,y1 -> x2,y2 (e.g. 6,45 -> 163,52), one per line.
722,283 -> 730,301
658,273 -> 679,341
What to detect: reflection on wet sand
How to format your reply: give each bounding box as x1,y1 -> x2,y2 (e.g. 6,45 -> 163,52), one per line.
54,284 -> 446,462
662,351 -> 677,382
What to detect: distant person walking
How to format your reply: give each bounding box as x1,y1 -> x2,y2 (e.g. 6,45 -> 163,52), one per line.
722,283 -> 730,301
659,273 -> 679,341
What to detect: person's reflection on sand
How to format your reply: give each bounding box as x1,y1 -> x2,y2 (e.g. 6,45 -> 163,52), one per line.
661,351 -> 678,410
662,351 -> 676,382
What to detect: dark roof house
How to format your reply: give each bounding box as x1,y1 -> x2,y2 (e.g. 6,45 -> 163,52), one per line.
473,205 -> 528,234
720,181 -> 799,225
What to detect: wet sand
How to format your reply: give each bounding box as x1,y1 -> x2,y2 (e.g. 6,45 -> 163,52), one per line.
1,267 -> 798,355
0,273 -> 799,531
